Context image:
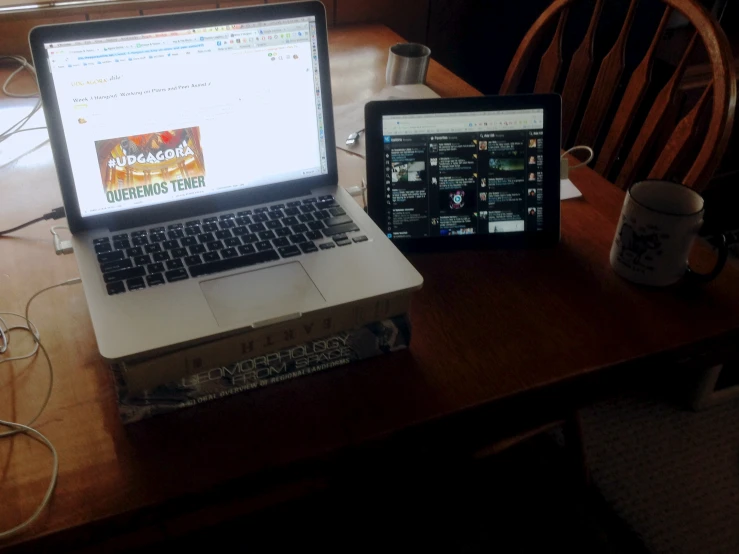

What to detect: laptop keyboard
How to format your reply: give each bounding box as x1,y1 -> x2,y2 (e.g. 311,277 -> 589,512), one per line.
92,195 -> 367,295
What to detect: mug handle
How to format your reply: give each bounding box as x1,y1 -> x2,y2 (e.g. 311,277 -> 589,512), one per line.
686,232 -> 729,283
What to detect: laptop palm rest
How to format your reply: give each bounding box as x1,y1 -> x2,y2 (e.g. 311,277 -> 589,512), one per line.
199,262 -> 326,328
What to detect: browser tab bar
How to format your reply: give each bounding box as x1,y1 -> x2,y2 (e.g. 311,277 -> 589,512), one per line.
383,109 -> 543,135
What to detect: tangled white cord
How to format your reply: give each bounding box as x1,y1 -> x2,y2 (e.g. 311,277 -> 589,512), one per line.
0,278 -> 80,539
1,55 -> 37,99
0,55 -> 44,146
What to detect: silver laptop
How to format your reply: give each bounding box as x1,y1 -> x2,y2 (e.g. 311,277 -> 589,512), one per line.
30,1 -> 422,362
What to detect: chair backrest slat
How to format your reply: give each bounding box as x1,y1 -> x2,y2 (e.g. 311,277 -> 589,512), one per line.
615,32 -> 698,188
501,0 -> 736,191
499,2 -> 567,94
594,6 -> 672,176
649,82 -> 713,180
560,0 -> 604,143
575,0 -> 640,148
534,8 -> 570,93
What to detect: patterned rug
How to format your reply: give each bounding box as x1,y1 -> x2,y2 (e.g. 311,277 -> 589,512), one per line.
580,395 -> 739,554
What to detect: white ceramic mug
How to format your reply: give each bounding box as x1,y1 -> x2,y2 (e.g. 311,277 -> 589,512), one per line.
610,180 -> 728,286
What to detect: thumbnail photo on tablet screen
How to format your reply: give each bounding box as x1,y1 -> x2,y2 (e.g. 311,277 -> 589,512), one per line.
382,109 -> 544,238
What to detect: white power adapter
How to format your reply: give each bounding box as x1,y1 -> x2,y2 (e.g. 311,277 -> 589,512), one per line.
560,157 -> 569,180
347,184 -> 365,197
561,145 -> 594,180
51,226 -> 73,255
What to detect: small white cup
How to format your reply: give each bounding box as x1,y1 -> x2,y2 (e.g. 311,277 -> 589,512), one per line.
610,180 -> 728,286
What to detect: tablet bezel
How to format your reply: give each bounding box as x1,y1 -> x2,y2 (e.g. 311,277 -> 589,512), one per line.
365,94 -> 561,252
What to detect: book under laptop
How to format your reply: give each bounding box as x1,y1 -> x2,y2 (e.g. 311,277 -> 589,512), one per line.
30,1 -> 422,369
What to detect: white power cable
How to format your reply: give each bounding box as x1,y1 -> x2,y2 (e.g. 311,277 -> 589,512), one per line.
0,55 -> 38,98
0,99 -> 42,145
562,145 -> 595,170
5,126 -> 46,134
0,313 -> 40,363
0,55 -> 44,146
0,278 -> 81,539
0,419 -> 59,539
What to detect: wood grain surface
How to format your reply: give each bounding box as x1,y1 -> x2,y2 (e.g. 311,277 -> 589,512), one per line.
335,0 -> 428,44
1,23 -> 739,552
141,3 -> 217,15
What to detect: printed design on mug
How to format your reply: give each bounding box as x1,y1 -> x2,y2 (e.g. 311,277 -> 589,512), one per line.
614,217 -> 666,271
95,127 -> 205,204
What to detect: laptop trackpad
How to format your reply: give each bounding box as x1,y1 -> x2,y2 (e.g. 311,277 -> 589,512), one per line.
199,262 -> 326,328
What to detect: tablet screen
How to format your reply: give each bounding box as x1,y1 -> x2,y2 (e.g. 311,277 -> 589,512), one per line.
381,109 -> 544,239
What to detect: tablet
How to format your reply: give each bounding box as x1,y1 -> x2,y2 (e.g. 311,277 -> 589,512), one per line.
365,94 -> 561,251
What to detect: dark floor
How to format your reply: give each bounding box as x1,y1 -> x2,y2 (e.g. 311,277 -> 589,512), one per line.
133,433 -> 648,554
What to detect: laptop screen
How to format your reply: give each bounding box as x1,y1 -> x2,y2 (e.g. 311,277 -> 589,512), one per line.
43,16 -> 328,218
381,109 -> 544,237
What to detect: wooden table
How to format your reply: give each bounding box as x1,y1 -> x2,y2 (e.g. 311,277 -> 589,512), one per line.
2,24 -> 739,552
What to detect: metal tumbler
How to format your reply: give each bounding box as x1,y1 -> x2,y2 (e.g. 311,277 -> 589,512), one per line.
385,43 -> 431,86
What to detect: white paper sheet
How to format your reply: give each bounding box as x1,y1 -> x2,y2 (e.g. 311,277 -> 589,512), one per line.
560,178 -> 583,200
334,84 -> 440,159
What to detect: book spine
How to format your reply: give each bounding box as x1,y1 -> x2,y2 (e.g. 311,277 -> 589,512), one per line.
122,292 -> 412,393
114,315 -> 411,424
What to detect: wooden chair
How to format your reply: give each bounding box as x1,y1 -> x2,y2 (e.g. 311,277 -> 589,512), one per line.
500,0 -> 737,191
